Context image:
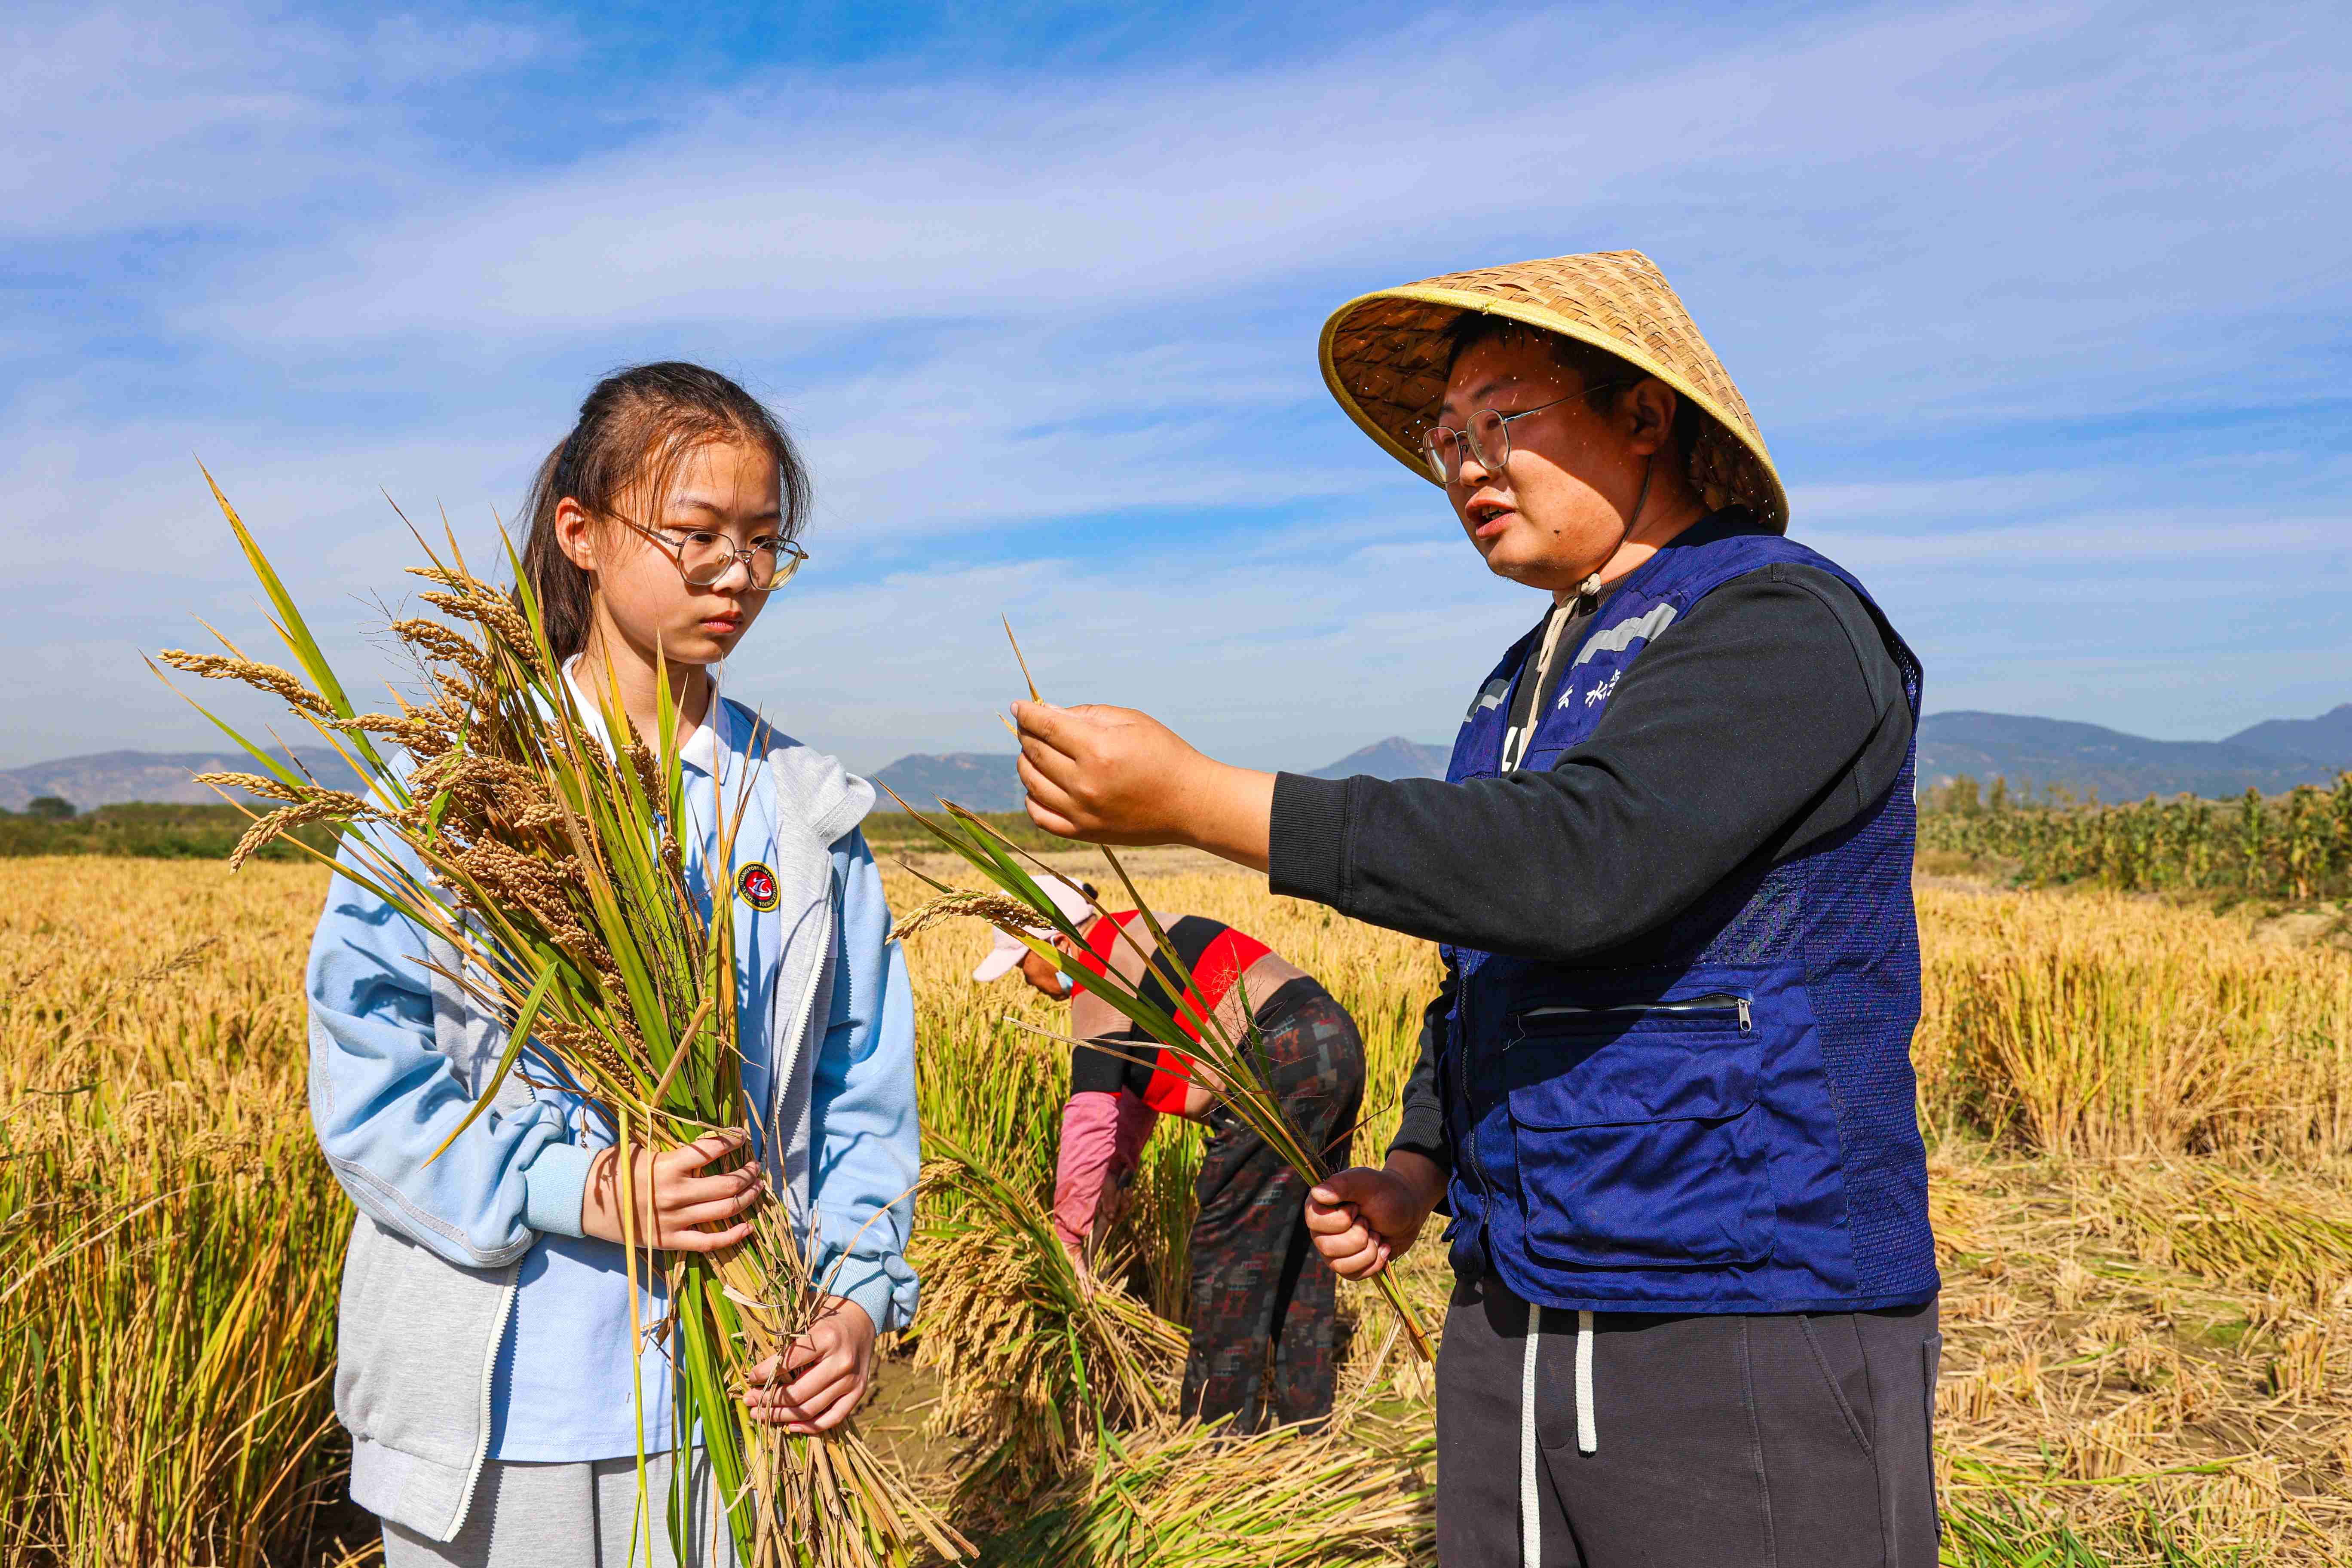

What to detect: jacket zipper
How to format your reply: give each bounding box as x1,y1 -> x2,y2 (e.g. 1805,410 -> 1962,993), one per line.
1513,993 -> 1753,1040
453,1259 -> 521,1540
764,750 -> 842,1222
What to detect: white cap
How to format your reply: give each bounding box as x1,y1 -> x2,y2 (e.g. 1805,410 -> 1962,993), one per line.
970,874 -> 1099,983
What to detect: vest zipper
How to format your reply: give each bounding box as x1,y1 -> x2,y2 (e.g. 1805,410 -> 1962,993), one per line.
1512,993 -> 1752,1040
1452,1002 -> 1502,1244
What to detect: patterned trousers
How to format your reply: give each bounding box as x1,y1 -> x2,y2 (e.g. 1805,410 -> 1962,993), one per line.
1181,981 -> 1366,1432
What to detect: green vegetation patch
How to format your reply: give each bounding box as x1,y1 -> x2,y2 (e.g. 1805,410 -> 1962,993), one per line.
0,802 -> 339,861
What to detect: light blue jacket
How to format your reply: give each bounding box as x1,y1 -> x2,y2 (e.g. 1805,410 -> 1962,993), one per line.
307,696 -> 919,1538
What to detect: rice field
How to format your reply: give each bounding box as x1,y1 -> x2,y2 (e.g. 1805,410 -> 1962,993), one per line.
3,853 -> 2350,1565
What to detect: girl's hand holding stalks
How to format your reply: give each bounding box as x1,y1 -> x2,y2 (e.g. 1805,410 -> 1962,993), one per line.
742,1297 -> 876,1433
580,1128 -> 766,1254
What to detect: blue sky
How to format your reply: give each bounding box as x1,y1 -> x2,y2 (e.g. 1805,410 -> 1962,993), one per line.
4,0 -> 2347,774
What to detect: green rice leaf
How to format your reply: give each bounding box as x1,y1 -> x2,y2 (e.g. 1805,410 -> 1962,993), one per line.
198,464 -> 380,774
144,658 -> 330,799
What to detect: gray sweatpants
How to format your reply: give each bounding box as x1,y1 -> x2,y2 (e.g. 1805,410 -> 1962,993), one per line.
1436,1274 -> 1942,1568
380,1451 -> 736,1568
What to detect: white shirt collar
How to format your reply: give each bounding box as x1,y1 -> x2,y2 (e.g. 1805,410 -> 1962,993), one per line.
560,655 -> 730,779
681,681 -> 729,778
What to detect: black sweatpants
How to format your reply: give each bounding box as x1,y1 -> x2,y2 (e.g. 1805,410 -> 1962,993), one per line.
1437,1273 -> 1942,1568
1182,982 -> 1365,1432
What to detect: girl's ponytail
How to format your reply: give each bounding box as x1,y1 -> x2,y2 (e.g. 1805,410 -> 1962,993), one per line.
519,432 -> 597,662
518,363 -> 809,664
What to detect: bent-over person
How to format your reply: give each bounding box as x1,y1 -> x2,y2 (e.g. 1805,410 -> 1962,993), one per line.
972,876 -> 1365,1431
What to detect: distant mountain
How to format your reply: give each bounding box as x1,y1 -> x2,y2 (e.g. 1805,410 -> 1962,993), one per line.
19,704 -> 2345,821
2226,704 -> 2352,767
1307,737 -> 1451,782
0,748 -> 368,813
1917,712 -> 2343,802
869,751 -> 1024,812
867,737 -> 1457,812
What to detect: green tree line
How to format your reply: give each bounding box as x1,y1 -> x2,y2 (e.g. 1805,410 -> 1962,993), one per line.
1920,772 -> 2352,900
0,801 -> 340,861
0,799 -> 1056,862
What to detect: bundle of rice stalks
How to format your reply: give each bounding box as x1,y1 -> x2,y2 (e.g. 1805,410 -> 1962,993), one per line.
883,643 -> 1431,1361
151,478 -> 965,1567
911,1133 -> 1186,1522
969,1410 -> 1435,1567
904,1011 -> 1068,1225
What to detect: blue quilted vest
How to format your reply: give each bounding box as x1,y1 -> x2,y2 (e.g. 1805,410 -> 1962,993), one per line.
1441,521 -> 1936,1314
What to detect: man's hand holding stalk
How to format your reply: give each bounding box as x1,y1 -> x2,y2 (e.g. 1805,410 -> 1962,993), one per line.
1012,701 -> 1277,872
1301,1151 -> 1447,1280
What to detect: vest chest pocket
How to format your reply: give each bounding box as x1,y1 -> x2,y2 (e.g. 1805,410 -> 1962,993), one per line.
1503,997 -> 1773,1270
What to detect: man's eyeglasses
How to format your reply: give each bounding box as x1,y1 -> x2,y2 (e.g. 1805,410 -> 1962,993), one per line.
1420,380 -> 1634,485
619,520 -> 808,592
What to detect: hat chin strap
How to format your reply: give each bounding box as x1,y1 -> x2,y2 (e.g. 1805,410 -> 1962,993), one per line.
1577,454 -> 1655,606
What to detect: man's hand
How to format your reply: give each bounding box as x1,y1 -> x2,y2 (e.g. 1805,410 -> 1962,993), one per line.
1011,701 -> 1275,871
579,1130 -> 763,1254
1303,1152 -> 1446,1280
742,1297 -> 878,1433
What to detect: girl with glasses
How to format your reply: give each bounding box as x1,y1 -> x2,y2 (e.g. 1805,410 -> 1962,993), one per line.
309,362 -> 918,1567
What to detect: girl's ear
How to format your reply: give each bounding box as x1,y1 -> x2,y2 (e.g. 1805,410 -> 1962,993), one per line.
553,496 -> 600,574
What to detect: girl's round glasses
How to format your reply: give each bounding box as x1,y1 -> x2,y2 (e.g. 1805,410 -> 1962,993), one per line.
1420,380 -> 1634,485
620,520 -> 808,592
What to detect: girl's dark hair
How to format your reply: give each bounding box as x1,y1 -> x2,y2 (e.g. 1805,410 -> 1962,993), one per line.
519,362 -> 811,662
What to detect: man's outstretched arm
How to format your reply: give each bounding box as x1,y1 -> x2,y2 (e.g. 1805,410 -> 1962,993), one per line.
1012,567 -> 1908,962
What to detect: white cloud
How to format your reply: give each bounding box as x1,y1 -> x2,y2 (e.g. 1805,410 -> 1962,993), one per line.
1,0 -> 2347,766
166,2 -> 2352,429
0,3 -> 560,239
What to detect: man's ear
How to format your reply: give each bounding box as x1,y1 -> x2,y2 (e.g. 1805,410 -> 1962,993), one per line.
554,496 -> 600,573
1622,379 -> 1681,457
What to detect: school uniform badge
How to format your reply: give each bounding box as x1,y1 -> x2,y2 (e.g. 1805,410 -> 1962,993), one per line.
735,862 -> 779,912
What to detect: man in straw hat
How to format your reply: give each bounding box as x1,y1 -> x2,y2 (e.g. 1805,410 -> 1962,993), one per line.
1012,251 -> 1938,1565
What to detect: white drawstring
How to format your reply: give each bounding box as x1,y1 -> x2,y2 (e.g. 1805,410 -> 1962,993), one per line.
1522,1305 -> 1601,1565
1575,1311 -> 1598,1455
1520,1302 -> 1544,1568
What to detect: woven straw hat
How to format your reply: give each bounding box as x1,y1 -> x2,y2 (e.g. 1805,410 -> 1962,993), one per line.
1318,249 -> 1787,531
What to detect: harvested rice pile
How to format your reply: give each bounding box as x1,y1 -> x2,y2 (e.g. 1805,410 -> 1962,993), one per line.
911,1135 -> 1188,1519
